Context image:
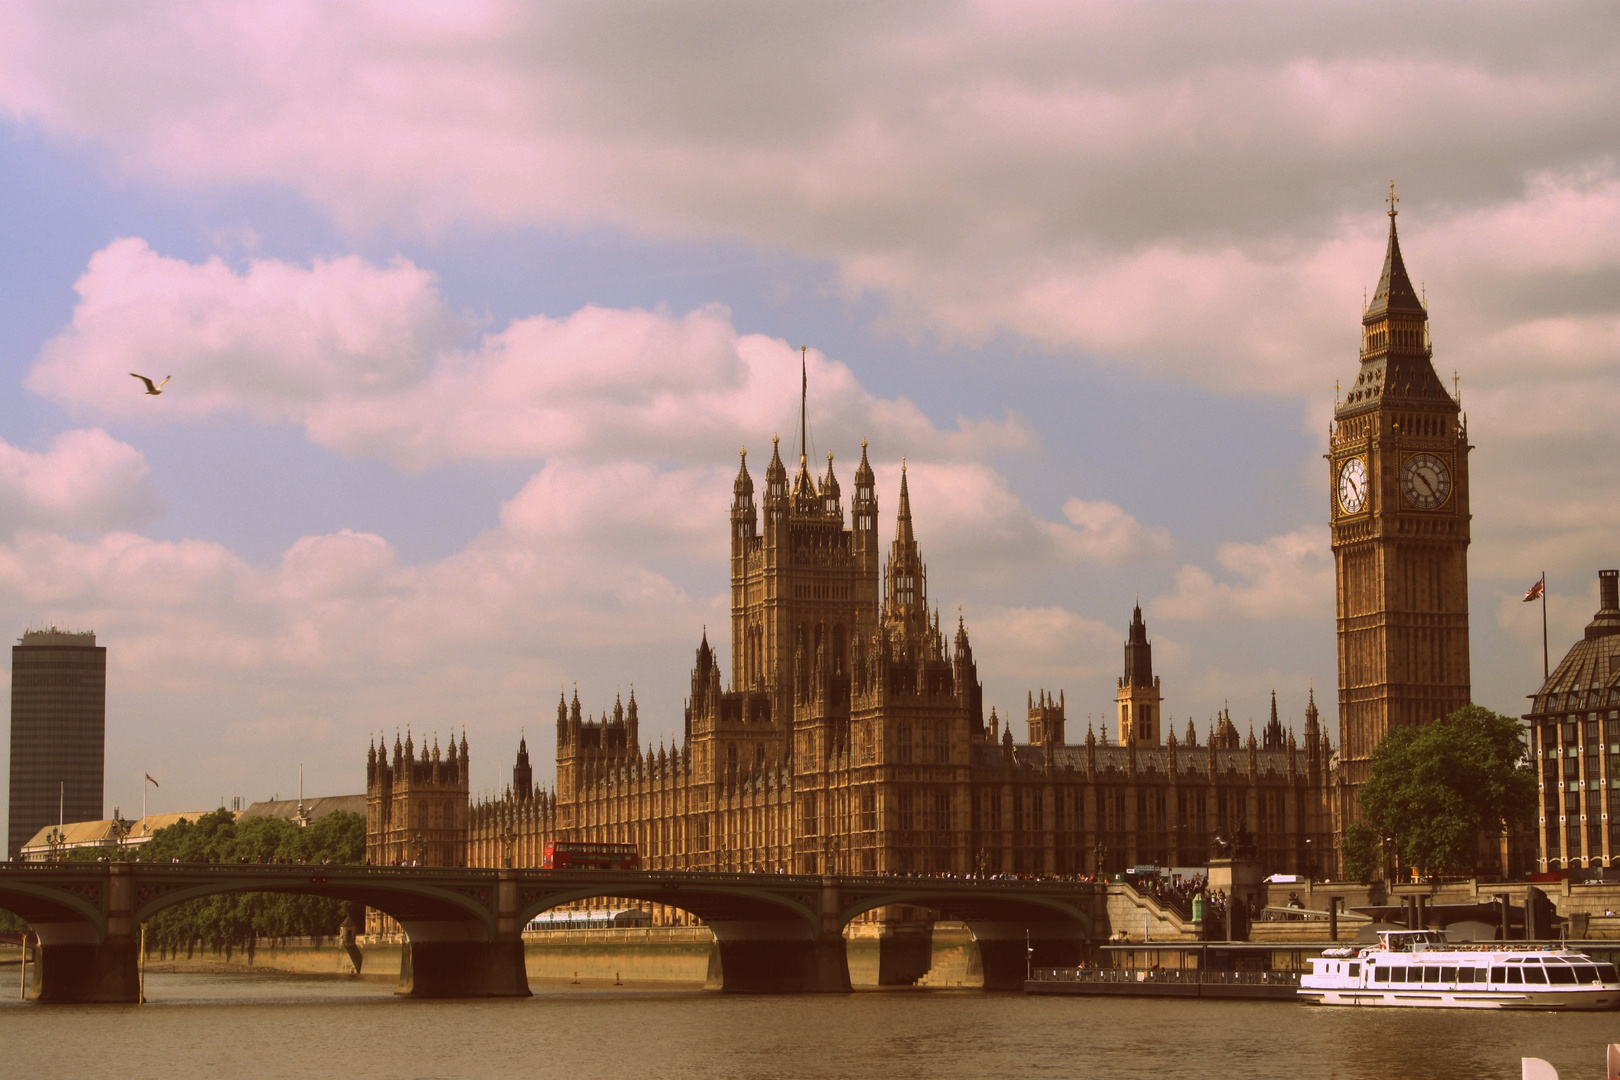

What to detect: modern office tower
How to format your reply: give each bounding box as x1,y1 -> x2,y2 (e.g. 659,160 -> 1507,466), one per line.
7,629 -> 106,859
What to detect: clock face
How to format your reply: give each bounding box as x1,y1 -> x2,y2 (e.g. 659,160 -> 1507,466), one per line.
1337,457 -> 1369,515
1401,453 -> 1452,509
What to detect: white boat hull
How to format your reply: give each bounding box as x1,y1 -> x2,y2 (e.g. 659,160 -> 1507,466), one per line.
1300,931 -> 1620,1011
1299,987 -> 1619,1010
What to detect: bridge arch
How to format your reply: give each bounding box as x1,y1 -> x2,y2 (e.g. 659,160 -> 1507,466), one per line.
516,877 -> 833,993
832,884 -> 1098,990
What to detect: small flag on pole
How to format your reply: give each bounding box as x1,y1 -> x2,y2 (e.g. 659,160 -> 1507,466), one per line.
144,773 -> 160,788
1523,577 -> 1545,602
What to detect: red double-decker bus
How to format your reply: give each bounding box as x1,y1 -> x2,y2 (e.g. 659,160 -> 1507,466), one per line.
543,841 -> 640,870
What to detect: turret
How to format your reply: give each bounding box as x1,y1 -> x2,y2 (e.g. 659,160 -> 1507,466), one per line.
852,440 -> 878,558
819,451 -> 842,520
732,448 -> 757,554
1116,604 -> 1162,746
1264,690 -> 1285,750
763,435 -> 788,539
884,464 -> 929,640
953,615 -> 985,734
513,734 -> 533,799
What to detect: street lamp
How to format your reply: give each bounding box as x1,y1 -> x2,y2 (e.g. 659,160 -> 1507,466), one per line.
412,833 -> 427,866
499,827 -> 516,870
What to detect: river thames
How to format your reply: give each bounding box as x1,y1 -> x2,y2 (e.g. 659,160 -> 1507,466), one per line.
3,973 -> 1619,1080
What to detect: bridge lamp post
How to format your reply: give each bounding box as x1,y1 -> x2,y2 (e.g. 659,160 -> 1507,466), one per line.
1304,838 -> 1316,882
499,827 -> 516,870
412,833 -> 427,867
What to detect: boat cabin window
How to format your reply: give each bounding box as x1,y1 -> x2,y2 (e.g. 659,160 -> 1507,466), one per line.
1423,967 -> 1442,984
1348,963 -> 1359,978
1547,966 -> 1576,985
1372,966 -> 1389,983
1599,964 -> 1618,982
1439,966 -> 1457,982
1457,967 -> 1479,984
1523,967 -> 1548,985
1572,966 -> 1598,985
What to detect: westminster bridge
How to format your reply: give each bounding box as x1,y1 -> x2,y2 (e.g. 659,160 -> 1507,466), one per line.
0,864 -> 1104,1002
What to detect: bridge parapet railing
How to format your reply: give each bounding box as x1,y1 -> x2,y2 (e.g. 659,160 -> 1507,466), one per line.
1119,878 -> 1195,920
1031,967 -> 1300,988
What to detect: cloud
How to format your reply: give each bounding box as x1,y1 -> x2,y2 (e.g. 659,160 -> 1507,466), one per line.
0,429 -> 161,535
11,6 -> 1619,585
1059,498 -> 1173,563
4,3 -> 1618,395
28,239 -> 1031,470
1150,529 -> 1333,623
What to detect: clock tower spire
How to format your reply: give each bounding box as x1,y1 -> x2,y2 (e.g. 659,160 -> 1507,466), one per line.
1329,190 -> 1472,836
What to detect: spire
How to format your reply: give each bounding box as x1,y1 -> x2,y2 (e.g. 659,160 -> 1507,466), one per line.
764,434 -> 787,502
854,439 -> 874,488
799,344 -> 808,464
1366,183 -> 1425,319
1123,603 -> 1153,687
895,461 -> 914,547
821,451 -> 840,505
734,447 -> 753,498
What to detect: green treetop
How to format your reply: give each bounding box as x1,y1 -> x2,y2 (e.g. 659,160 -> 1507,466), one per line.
1341,704 -> 1537,880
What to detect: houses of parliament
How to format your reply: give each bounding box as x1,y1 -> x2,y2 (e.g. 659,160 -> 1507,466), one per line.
366,199 -> 1473,883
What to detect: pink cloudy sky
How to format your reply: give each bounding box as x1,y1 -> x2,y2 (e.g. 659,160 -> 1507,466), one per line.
1,2 -> 1617,826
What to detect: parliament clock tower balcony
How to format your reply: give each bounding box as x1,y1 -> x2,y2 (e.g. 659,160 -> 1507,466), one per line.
1329,188 -> 1473,811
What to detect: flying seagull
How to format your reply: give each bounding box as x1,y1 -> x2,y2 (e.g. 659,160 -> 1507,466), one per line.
130,373 -> 171,395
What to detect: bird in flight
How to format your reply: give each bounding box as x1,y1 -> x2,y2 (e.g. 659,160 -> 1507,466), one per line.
130,373 -> 171,395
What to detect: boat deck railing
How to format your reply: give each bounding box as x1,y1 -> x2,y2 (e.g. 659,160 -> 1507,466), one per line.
1032,967 -> 1301,988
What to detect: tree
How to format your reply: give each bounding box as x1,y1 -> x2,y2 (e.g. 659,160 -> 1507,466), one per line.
1353,704 -> 1537,878
1339,822 -> 1381,883
127,809 -> 367,952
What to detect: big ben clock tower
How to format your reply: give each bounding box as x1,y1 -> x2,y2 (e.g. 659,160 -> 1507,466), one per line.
1330,187 -> 1472,814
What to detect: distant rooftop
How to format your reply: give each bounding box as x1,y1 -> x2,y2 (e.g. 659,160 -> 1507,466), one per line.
18,626 -> 98,647
19,811 -> 222,859
241,795 -> 365,823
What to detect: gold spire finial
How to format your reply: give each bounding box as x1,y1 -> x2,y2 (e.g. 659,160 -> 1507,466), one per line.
1386,180 -> 1399,219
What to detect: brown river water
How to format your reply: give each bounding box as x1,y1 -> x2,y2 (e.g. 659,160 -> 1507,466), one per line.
3,972 -> 1619,1080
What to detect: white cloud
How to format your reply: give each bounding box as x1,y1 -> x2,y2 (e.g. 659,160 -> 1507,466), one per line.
28,239 -> 1031,470
1150,529 -> 1333,623
0,428 -> 161,535
1059,498 -> 1173,563
4,3 -> 1618,398
10,5 -> 1618,592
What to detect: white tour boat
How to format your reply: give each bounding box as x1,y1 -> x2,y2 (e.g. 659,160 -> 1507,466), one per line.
1299,930 -> 1620,1009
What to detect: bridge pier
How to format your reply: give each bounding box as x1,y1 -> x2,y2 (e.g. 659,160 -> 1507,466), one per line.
965,920 -> 1085,991
707,923 -> 851,993
397,936 -> 529,998
26,937 -> 140,1003
396,870 -> 531,998
705,878 -> 851,993
23,862 -> 141,1003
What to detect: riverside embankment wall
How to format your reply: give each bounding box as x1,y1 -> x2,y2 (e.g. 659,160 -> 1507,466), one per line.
142,925 -> 988,987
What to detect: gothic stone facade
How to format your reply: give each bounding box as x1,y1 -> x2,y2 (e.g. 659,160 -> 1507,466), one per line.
367,439 -> 1334,881
1329,202 -> 1472,832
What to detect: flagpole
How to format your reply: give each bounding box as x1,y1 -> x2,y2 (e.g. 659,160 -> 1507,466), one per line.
1541,571 -> 1549,681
